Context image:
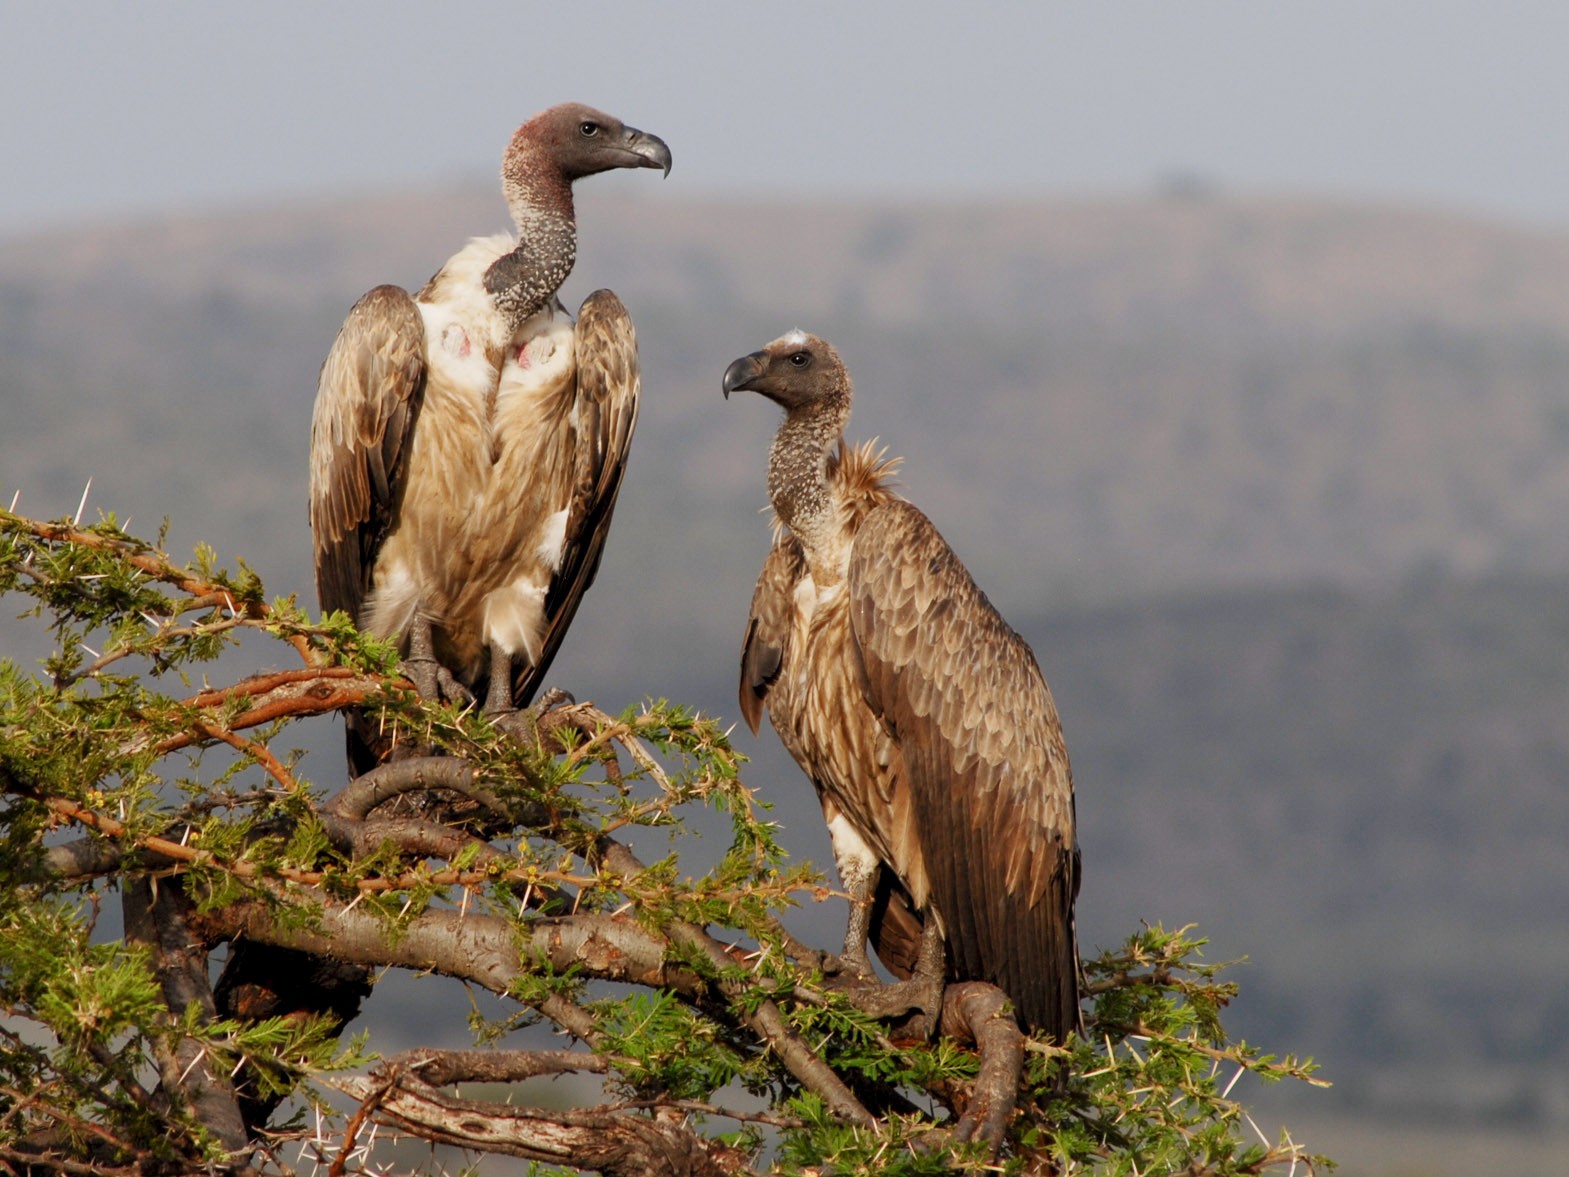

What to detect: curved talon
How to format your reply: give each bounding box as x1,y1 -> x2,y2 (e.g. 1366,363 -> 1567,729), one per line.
436,667 -> 474,705
535,686 -> 577,710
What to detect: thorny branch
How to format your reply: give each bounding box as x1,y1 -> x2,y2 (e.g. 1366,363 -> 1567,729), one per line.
0,508 -> 1329,1175
1,507 -> 319,666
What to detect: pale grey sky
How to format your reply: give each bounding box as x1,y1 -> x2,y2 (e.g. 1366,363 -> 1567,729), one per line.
2,2 -> 1568,234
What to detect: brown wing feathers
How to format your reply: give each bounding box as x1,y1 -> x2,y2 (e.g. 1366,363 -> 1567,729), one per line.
309,285 -> 426,625
848,500 -> 1080,1038
739,539 -> 804,735
513,289 -> 641,705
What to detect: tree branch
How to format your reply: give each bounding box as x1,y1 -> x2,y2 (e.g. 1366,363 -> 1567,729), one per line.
378,1047 -> 610,1087
332,1070 -> 754,1177
593,837 -> 876,1128
120,877 -> 249,1161
938,981 -> 1027,1155
322,755 -> 528,823
0,508 -> 319,666
190,888 -> 698,1003
148,668 -> 387,755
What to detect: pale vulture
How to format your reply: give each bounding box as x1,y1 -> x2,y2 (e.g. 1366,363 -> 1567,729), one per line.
310,103 -> 669,772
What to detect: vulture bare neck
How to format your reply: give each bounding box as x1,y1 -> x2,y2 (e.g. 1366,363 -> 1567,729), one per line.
481,146 -> 579,329
767,401 -> 850,570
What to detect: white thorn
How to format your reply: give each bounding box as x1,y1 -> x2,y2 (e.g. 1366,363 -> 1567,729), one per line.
1244,1111 -> 1271,1147
1221,1062 -> 1245,1100
73,478 -> 92,526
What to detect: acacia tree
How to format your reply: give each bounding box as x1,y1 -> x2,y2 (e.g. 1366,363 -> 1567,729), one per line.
0,506 -> 1330,1175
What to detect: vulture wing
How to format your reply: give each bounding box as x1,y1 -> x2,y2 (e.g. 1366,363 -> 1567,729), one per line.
309,285 -> 427,624
739,533 -> 928,979
739,538 -> 804,735
846,499 -> 1080,1037
512,289 -> 640,705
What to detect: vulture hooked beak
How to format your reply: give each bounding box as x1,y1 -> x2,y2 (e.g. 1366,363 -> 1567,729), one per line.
622,125 -> 673,177
722,351 -> 767,399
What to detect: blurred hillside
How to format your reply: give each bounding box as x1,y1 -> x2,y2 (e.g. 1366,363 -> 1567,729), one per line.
4,190 -> 1569,1175
8,189 -> 1569,606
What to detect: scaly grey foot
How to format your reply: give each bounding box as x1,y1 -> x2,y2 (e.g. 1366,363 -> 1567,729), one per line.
489,685 -> 579,746
401,614 -> 475,704
845,918 -> 946,1038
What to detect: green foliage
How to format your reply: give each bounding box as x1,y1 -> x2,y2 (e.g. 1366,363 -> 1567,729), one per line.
0,508 -> 1330,1175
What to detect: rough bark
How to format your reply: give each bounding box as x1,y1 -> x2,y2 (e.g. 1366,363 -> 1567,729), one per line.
121,877 -> 251,1161
334,1070 -> 754,1177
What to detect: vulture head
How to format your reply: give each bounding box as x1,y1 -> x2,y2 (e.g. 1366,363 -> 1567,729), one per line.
722,331 -> 851,414
504,103 -> 672,197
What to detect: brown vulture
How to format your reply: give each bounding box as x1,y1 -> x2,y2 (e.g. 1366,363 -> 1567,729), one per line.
309,103 -> 669,772
723,332 -> 1081,1039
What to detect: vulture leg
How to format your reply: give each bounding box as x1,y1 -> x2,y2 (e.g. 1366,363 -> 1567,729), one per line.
827,816 -> 882,980
832,831 -> 945,1033
403,614 -> 472,705
840,884 -> 878,980
483,643 -> 517,715
402,614 -> 443,702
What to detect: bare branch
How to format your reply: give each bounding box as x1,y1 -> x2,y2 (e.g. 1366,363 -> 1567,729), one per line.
322,755 -> 523,822
315,810 -> 507,869
191,888 -> 699,1005
332,1070 -> 754,1177
147,668 -> 387,755
39,837 -> 135,882
379,1047 -> 610,1087
938,981 -> 1027,1155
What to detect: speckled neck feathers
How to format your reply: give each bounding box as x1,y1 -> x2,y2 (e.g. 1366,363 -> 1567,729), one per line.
768,392 -> 851,557
485,140 -> 578,330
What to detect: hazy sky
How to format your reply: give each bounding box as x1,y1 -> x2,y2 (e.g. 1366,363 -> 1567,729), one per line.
3,2 -> 1568,235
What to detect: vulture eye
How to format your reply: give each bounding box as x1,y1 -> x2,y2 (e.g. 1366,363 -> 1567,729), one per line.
579,121 -> 600,137
788,351 -> 810,368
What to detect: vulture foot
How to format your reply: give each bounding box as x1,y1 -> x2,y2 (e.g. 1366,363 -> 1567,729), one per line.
399,653 -> 441,703
401,616 -> 474,705
846,917 -> 947,1039
535,686 -> 577,710
844,972 -> 946,1040
399,656 -> 475,706
489,689 -> 578,749
828,943 -> 879,983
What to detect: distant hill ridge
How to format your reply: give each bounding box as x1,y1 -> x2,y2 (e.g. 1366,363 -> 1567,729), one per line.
9,189 -> 1569,333
4,188 -> 1569,614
